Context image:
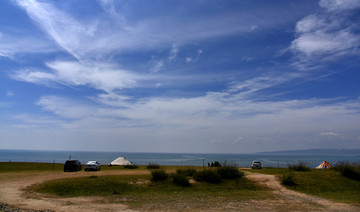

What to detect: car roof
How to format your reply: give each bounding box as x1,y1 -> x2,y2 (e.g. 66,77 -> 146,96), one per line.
86,161 -> 98,163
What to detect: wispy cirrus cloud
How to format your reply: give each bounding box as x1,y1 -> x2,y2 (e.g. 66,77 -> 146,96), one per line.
15,0 -> 291,61
15,0 -> 97,60
0,31 -> 56,58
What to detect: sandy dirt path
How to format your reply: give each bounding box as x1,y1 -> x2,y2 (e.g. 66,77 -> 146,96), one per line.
245,172 -> 360,212
1,170 -> 359,211
0,171 -> 148,212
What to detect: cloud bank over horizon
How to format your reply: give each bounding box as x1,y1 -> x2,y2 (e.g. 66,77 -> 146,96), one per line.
1,0 -> 359,153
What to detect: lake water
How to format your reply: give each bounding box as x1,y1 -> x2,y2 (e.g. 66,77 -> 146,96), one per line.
1,149 -> 359,168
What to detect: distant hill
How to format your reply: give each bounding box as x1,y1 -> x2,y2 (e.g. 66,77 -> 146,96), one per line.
257,149 -> 360,155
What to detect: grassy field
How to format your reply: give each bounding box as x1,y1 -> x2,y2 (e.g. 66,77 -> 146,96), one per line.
28,174 -> 269,209
248,167 -> 360,205
1,162 -> 360,208
8,163 -> 269,210
0,162 -> 65,172
0,162 -> 199,173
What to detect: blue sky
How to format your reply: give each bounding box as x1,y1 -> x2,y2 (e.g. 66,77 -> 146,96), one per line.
1,0 -> 360,153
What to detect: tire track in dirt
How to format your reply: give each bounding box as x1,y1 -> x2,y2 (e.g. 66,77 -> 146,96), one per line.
245,172 -> 360,212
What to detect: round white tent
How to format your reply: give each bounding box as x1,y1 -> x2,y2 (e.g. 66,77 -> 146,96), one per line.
109,157 -> 132,166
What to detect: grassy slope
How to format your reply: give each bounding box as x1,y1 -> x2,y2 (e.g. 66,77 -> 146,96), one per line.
248,168 -> 360,205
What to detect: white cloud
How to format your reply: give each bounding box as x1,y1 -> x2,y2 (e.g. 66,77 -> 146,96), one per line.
14,0 -> 271,61
290,1 -> 360,68
185,57 -> 192,63
249,25 -> 258,31
168,44 -> 179,61
319,131 -> 339,136
97,0 -> 126,26
15,0 -> 97,60
11,69 -> 57,86
291,29 -> 358,56
319,0 -> 360,12
0,31 -> 56,58
33,90 -> 360,133
6,90 -> 14,97
228,72 -> 302,98
92,92 -> 132,107
19,92 -> 359,153
12,61 -> 138,92
151,60 -> 163,73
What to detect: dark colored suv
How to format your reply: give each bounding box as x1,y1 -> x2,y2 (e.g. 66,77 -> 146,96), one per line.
64,160 -> 82,172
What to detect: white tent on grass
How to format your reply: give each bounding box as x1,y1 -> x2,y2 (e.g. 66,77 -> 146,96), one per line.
109,156 -> 132,166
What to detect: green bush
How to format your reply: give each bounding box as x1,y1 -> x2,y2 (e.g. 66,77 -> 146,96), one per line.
288,162 -> 310,172
147,163 -> 160,169
176,168 -> 197,177
282,173 -> 297,186
195,170 -> 221,184
124,164 -> 139,169
151,170 -> 168,182
217,166 -> 244,180
173,172 -> 191,187
333,163 -> 360,181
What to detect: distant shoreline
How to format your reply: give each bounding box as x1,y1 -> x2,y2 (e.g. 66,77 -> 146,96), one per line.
1,148 -> 359,169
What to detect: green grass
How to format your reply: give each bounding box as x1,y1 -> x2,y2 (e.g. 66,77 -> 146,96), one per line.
0,162 -> 151,173
0,162 -> 64,172
28,173 -> 270,210
248,168 -> 360,205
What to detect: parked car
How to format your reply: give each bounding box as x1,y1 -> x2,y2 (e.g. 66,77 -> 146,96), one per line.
64,160 -> 82,172
85,161 -> 101,171
251,160 -> 262,169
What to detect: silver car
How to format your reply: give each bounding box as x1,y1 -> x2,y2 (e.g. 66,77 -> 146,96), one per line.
251,160 -> 262,169
85,161 -> 101,171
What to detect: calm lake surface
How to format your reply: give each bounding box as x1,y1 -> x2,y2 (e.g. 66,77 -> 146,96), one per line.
1,149 -> 359,168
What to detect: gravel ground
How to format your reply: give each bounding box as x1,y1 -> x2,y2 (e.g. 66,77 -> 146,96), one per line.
0,203 -> 54,212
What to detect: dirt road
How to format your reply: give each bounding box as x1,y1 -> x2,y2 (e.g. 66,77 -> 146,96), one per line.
0,171 -> 359,211
245,172 -> 359,211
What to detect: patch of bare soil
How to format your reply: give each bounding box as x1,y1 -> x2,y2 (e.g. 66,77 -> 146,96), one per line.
245,172 -> 360,212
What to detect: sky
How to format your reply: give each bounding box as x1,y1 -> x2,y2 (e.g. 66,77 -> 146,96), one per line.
0,0 -> 360,153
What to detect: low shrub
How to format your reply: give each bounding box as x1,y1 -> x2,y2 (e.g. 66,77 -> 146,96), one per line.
195,170 -> 221,184
176,168 -> 198,177
173,172 -> 191,187
288,162 -> 310,172
147,163 -> 160,169
151,170 -> 168,182
124,164 -> 139,169
282,173 -> 297,186
333,163 -> 360,181
217,166 -> 244,180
